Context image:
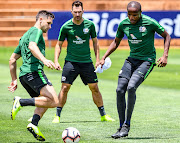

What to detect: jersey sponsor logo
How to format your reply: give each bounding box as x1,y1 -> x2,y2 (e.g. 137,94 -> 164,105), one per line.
83,28 -> 89,34
130,34 -> 137,39
73,36 -> 86,44
129,39 -> 142,44
129,34 -> 142,44
139,26 -> 146,32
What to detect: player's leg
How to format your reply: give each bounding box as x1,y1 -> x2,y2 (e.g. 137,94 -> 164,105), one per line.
11,71 -> 58,141
11,71 -> 58,114
111,59 -> 132,139
27,107 -> 47,141
35,84 -> 59,108
52,83 -> 71,123
11,77 -> 38,120
27,86 -> 59,141
52,61 -> 78,123
120,61 -> 155,137
117,74 -> 143,138
88,83 -> 115,122
12,90 -> 57,115
88,83 -> 103,108
111,77 -> 129,138
79,62 -> 114,121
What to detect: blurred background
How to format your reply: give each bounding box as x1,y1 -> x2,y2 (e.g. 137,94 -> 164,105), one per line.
0,0 -> 180,48
0,1 -> 179,142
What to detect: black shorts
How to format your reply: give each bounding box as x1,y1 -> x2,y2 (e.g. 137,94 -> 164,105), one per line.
61,61 -> 98,85
19,70 -> 52,98
119,57 -> 156,80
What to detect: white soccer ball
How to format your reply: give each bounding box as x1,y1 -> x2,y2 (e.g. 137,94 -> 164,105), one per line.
62,127 -> 80,143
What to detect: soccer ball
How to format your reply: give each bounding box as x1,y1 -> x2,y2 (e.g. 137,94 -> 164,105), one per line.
62,127 -> 80,143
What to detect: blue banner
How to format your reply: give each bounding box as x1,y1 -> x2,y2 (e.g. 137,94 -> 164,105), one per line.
48,11 -> 180,40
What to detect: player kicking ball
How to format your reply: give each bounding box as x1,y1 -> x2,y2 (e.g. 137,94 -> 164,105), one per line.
8,10 -> 59,141
99,1 -> 171,139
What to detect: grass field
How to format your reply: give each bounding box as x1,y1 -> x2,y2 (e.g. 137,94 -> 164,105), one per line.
0,47 -> 180,143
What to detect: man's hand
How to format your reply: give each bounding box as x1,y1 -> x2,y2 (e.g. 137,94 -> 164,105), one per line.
95,61 -> 100,69
43,59 -> 56,70
54,62 -> 62,71
157,56 -> 168,67
99,59 -> 105,68
8,79 -> 17,93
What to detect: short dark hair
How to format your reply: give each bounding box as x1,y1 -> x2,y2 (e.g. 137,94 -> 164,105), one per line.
127,1 -> 141,12
36,10 -> 55,21
72,0 -> 83,10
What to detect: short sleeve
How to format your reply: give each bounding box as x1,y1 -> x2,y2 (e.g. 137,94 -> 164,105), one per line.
29,28 -> 43,44
151,18 -> 165,35
116,22 -> 124,39
58,25 -> 66,41
14,45 -> 21,55
90,22 -> 97,38
14,39 -> 21,55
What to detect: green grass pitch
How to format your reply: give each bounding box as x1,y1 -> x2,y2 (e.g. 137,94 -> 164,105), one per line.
0,47 -> 180,142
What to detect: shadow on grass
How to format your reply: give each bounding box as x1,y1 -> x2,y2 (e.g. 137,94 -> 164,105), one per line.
106,136 -> 177,140
60,120 -> 101,123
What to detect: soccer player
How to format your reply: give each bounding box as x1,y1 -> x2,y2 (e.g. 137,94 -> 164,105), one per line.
8,10 -> 59,141
99,1 -> 171,139
52,0 -> 114,123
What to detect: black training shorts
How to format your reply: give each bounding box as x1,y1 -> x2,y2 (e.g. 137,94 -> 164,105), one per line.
119,57 -> 156,80
61,61 -> 98,85
19,70 -> 52,98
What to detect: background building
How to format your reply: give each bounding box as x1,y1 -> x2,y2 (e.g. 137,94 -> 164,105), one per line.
0,0 -> 180,47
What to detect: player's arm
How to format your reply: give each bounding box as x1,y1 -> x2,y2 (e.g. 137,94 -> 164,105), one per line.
99,37 -> 122,66
8,53 -> 21,92
29,42 -> 55,70
92,37 -> 100,68
157,30 -> 171,67
54,41 -> 63,70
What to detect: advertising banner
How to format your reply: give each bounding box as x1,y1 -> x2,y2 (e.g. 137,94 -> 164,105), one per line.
48,11 -> 180,40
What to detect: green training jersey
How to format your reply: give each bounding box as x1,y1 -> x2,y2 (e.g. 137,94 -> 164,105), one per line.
116,14 -> 165,63
58,18 -> 97,63
14,27 -> 45,77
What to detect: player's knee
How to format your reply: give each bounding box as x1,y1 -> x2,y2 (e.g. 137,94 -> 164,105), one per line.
127,86 -> 136,94
116,86 -> 126,95
89,84 -> 99,94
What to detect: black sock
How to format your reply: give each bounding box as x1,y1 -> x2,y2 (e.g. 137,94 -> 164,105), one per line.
19,98 -> 35,106
98,106 -> 106,116
31,114 -> 40,126
56,107 -> 63,117
125,121 -> 130,127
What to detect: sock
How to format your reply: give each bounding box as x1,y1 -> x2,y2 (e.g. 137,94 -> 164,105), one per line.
125,120 -> 130,126
31,114 -> 40,126
120,123 -> 124,128
98,106 -> 106,116
19,98 -> 35,106
56,107 -> 63,117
